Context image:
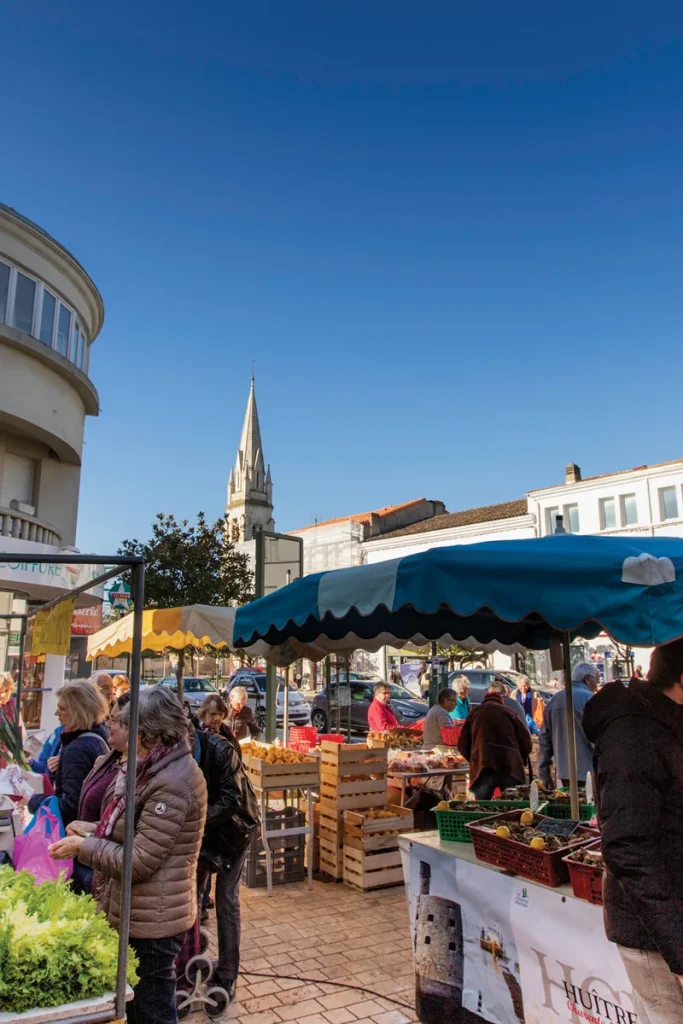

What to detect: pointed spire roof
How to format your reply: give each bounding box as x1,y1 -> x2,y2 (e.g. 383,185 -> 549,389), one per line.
237,374 -> 265,478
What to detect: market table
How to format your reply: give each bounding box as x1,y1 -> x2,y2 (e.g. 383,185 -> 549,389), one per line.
399,831 -> 637,1024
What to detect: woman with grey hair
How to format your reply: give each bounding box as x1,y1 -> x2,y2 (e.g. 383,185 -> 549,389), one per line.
451,675 -> 472,720
226,684 -> 260,740
50,687 -> 207,1024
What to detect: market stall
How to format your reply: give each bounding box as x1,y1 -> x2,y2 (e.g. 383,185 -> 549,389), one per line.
0,551 -> 145,1024
225,534 -> 683,1024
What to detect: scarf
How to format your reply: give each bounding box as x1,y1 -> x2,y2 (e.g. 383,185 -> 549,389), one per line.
95,739 -> 182,839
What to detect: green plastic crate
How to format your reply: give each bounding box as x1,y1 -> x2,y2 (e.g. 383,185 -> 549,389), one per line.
436,800 -> 536,843
545,801 -> 595,821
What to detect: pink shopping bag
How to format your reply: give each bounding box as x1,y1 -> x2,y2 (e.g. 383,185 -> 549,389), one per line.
12,804 -> 73,884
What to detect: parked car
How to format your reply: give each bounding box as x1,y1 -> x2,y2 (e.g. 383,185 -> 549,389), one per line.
224,673 -> 311,730
310,680 -> 427,734
447,669 -> 556,707
156,675 -> 221,714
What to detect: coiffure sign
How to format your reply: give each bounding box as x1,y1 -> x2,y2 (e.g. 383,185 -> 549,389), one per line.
0,539 -> 104,603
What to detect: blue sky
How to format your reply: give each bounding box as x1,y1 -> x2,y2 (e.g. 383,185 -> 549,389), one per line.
4,2 -> 683,552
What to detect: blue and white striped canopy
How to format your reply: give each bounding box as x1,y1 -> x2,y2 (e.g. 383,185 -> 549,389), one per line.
232,535 -> 683,664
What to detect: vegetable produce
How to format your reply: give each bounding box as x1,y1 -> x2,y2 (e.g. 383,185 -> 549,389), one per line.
0,709 -> 29,770
0,867 -> 138,1013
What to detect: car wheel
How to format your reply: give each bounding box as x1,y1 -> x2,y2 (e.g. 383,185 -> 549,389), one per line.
311,710 -> 327,732
256,707 -> 267,730
183,701 -> 191,717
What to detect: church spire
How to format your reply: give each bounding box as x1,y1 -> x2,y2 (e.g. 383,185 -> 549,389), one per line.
226,374 -> 274,544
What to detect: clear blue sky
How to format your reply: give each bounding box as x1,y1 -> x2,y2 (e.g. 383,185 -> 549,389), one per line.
4,2 -> 683,552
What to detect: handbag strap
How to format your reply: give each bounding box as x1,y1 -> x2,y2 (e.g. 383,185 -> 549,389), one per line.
80,731 -> 110,755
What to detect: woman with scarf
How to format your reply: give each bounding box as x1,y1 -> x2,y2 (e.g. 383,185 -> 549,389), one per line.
50,687 -> 207,1024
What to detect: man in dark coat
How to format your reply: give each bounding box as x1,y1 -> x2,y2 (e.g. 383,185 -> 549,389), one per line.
583,639 -> 683,1023
194,727 -> 259,999
458,685 -> 532,799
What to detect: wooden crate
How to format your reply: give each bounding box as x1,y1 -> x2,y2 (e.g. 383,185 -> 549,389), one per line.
244,754 -> 320,791
343,806 -> 414,848
343,806 -> 413,890
319,833 -> 344,879
320,742 -> 388,810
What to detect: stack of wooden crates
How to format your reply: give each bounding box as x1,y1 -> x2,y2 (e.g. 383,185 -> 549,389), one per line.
317,741 -> 413,889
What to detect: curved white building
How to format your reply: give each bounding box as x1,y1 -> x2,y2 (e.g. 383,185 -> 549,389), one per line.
0,203 -> 104,725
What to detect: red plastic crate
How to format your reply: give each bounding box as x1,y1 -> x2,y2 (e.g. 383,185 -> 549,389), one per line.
287,739 -> 313,753
318,733 -> 345,744
563,841 -> 604,905
290,726 -> 318,747
441,721 -> 466,746
466,809 -> 596,888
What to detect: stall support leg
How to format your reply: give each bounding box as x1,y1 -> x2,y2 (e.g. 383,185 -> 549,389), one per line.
306,786 -> 314,891
261,789 -> 273,897
115,561 -> 144,1021
562,632 -> 580,820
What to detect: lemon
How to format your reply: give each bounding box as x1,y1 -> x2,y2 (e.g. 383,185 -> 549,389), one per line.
520,810 -> 535,826
495,825 -> 511,839
530,837 -> 546,850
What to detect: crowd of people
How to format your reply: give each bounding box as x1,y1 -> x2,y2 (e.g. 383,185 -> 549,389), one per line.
4,672 -> 263,1024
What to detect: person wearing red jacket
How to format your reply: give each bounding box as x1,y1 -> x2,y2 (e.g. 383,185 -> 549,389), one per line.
367,682 -> 399,732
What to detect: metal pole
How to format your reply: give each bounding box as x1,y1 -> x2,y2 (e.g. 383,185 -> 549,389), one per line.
345,654 -> 351,742
429,641 -> 438,707
562,632 -> 580,820
15,618 -> 26,724
115,560 -> 145,1020
265,664 -> 277,743
283,665 -> 290,747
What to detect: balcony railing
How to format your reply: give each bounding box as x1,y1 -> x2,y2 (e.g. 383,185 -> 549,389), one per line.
0,506 -> 61,546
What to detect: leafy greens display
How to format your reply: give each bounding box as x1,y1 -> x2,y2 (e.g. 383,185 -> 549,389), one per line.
0,867 -> 138,1014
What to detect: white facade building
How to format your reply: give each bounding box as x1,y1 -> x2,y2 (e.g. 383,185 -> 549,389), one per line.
290,459 -> 683,681
0,202 -> 105,728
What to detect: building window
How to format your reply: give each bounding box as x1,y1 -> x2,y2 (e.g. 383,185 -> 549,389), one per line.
0,453 -> 35,508
600,497 -> 617,531
565,504 -> 580,533
0,261 -> 9,323
546,507 -> 560,533
12,272 -> 36,334
620,494 -> 638,527
56,303 -> 71,357
659,486 -> 679,521
39,290 -> 56,346
0,255 -> 89,372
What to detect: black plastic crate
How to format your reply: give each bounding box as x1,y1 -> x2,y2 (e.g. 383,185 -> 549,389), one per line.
242,807 -> 306,888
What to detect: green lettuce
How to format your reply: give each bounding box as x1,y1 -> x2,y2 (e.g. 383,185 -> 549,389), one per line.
0,867 -> 138,1013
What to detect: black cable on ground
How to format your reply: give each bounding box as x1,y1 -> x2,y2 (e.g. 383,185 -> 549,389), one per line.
239,969 -> 415,1011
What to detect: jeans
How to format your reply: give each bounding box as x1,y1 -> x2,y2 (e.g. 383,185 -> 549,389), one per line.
618,945 -> 683,1024
127,933 -> 185,1024
470,771 -> 520,801
214,849 -> 249,985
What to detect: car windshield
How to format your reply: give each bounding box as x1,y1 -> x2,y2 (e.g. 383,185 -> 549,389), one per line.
387,683 -> 419,701
183,678 -> 217,693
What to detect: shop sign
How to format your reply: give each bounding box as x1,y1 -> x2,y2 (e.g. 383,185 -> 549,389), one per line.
71,605 -> 103,636
106,581 -> 132,611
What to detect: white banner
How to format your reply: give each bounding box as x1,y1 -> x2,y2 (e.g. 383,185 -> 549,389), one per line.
407,842 -> 637,1024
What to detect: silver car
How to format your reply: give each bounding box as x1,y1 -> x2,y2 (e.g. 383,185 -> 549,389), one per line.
156,676 -> 221,714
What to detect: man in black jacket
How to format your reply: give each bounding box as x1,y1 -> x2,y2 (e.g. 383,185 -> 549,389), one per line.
583,639 -> 683,1023
194,728 -> 259,999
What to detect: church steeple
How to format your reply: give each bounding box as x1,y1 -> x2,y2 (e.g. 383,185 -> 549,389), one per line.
226,375 -> 274,545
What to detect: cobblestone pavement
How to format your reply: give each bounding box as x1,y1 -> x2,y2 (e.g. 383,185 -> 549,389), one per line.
190,878 -> 418,1024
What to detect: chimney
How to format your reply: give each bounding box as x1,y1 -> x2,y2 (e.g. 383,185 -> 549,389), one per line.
565,463 -> 581,485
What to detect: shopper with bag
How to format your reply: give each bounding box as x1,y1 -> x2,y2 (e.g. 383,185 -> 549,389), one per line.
28,681 -> 109,827
50,688 -> 207,1024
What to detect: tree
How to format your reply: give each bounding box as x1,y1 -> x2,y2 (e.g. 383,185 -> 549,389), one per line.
119,512 -> 254,702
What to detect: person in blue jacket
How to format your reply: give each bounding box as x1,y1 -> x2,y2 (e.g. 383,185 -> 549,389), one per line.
538,662 -> 598,787
29,725 -> 63,775
450,676 -> 472,720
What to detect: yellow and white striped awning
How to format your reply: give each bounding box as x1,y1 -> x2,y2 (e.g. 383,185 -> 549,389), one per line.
86,605 -> 237,660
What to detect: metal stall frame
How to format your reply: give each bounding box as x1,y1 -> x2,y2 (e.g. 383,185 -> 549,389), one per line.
0,552 -> 144,1024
